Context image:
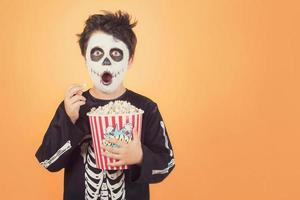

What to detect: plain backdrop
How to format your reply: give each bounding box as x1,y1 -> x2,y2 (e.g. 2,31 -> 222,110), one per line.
0,0 -> 299,199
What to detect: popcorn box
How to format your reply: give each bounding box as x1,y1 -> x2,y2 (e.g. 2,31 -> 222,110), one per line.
87,108 -> 143,170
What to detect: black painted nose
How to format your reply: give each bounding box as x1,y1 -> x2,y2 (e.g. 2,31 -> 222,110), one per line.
102,57 -> 111,65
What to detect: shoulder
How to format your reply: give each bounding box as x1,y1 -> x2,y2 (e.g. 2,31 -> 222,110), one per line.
126,89 -> 158,111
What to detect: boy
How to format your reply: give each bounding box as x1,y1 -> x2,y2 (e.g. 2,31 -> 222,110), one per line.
35,10 -> 175,200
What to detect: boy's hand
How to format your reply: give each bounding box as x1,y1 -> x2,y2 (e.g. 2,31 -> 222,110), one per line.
64,84 -> 86,124
100,128 -> 143,167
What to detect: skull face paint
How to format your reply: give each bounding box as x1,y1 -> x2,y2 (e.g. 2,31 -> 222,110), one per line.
85,31 -> 130,93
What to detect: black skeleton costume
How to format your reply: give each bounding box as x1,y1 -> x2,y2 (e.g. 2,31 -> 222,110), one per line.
35,89 -> 175,200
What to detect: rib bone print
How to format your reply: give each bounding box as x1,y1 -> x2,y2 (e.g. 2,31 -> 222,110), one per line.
80,139 -> 125,200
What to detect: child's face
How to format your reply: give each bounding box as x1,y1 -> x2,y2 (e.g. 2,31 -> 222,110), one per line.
85,31 -> 130,93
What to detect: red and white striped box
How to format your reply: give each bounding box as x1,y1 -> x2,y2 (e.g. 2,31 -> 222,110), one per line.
87,112 -> 143,170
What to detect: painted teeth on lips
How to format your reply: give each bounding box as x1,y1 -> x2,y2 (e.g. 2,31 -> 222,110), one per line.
91,68 -> 121,78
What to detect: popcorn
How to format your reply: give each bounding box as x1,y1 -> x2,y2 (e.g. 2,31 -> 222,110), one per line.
87,100 -> 144,170
87,100 -> 144,116
82,83 -> 87,89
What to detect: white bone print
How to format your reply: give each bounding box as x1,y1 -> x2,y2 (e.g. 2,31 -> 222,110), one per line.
152,121 -> 175,175
40,140 -> 72,168
80,140 -> 126,200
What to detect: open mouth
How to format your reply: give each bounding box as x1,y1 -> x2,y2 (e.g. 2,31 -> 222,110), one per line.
90,68 -> 124,86
101,71 -> 113,86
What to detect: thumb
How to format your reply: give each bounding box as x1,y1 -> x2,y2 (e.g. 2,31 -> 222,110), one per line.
132,126 -> 139,141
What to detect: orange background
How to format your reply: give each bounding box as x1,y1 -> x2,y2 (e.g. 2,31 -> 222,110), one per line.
0,0 -> 299,199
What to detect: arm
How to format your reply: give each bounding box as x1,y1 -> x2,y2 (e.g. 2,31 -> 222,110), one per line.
35,84 -> 86,172
35,101 -> 87,172
129,103 -> 175,184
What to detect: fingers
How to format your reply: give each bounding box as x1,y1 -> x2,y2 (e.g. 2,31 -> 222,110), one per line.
65,84 -> 86,99
72,100 -> 86,108
66,83 -> 87,91
106,138 -> 127,147
69,94 -> 86,104
68,86 -> 85,99
102,151 -> 121,160
108,160 -> 125,167
100,143 -> 122,154
66,83 -> 82,91
132,126 -> 139,141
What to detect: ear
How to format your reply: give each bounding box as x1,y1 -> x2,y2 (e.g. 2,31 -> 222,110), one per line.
127,55 -> 134,69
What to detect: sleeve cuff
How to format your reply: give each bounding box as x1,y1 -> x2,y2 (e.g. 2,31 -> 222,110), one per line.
129,144 -> 153,183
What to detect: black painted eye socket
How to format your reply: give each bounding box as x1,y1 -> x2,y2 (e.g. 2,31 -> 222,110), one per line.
90,47 -> 104,61
110,48 -> 123,62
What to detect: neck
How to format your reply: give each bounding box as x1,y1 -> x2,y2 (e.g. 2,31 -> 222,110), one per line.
89,84 -> 126,100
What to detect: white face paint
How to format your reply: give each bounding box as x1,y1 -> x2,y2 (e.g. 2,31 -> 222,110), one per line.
85,31 -> 130,93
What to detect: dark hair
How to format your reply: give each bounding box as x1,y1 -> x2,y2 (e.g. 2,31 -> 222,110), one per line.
77,10 -> 137,59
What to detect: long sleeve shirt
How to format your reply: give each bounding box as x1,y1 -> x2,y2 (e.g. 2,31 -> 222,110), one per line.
35,88 -> 175,200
